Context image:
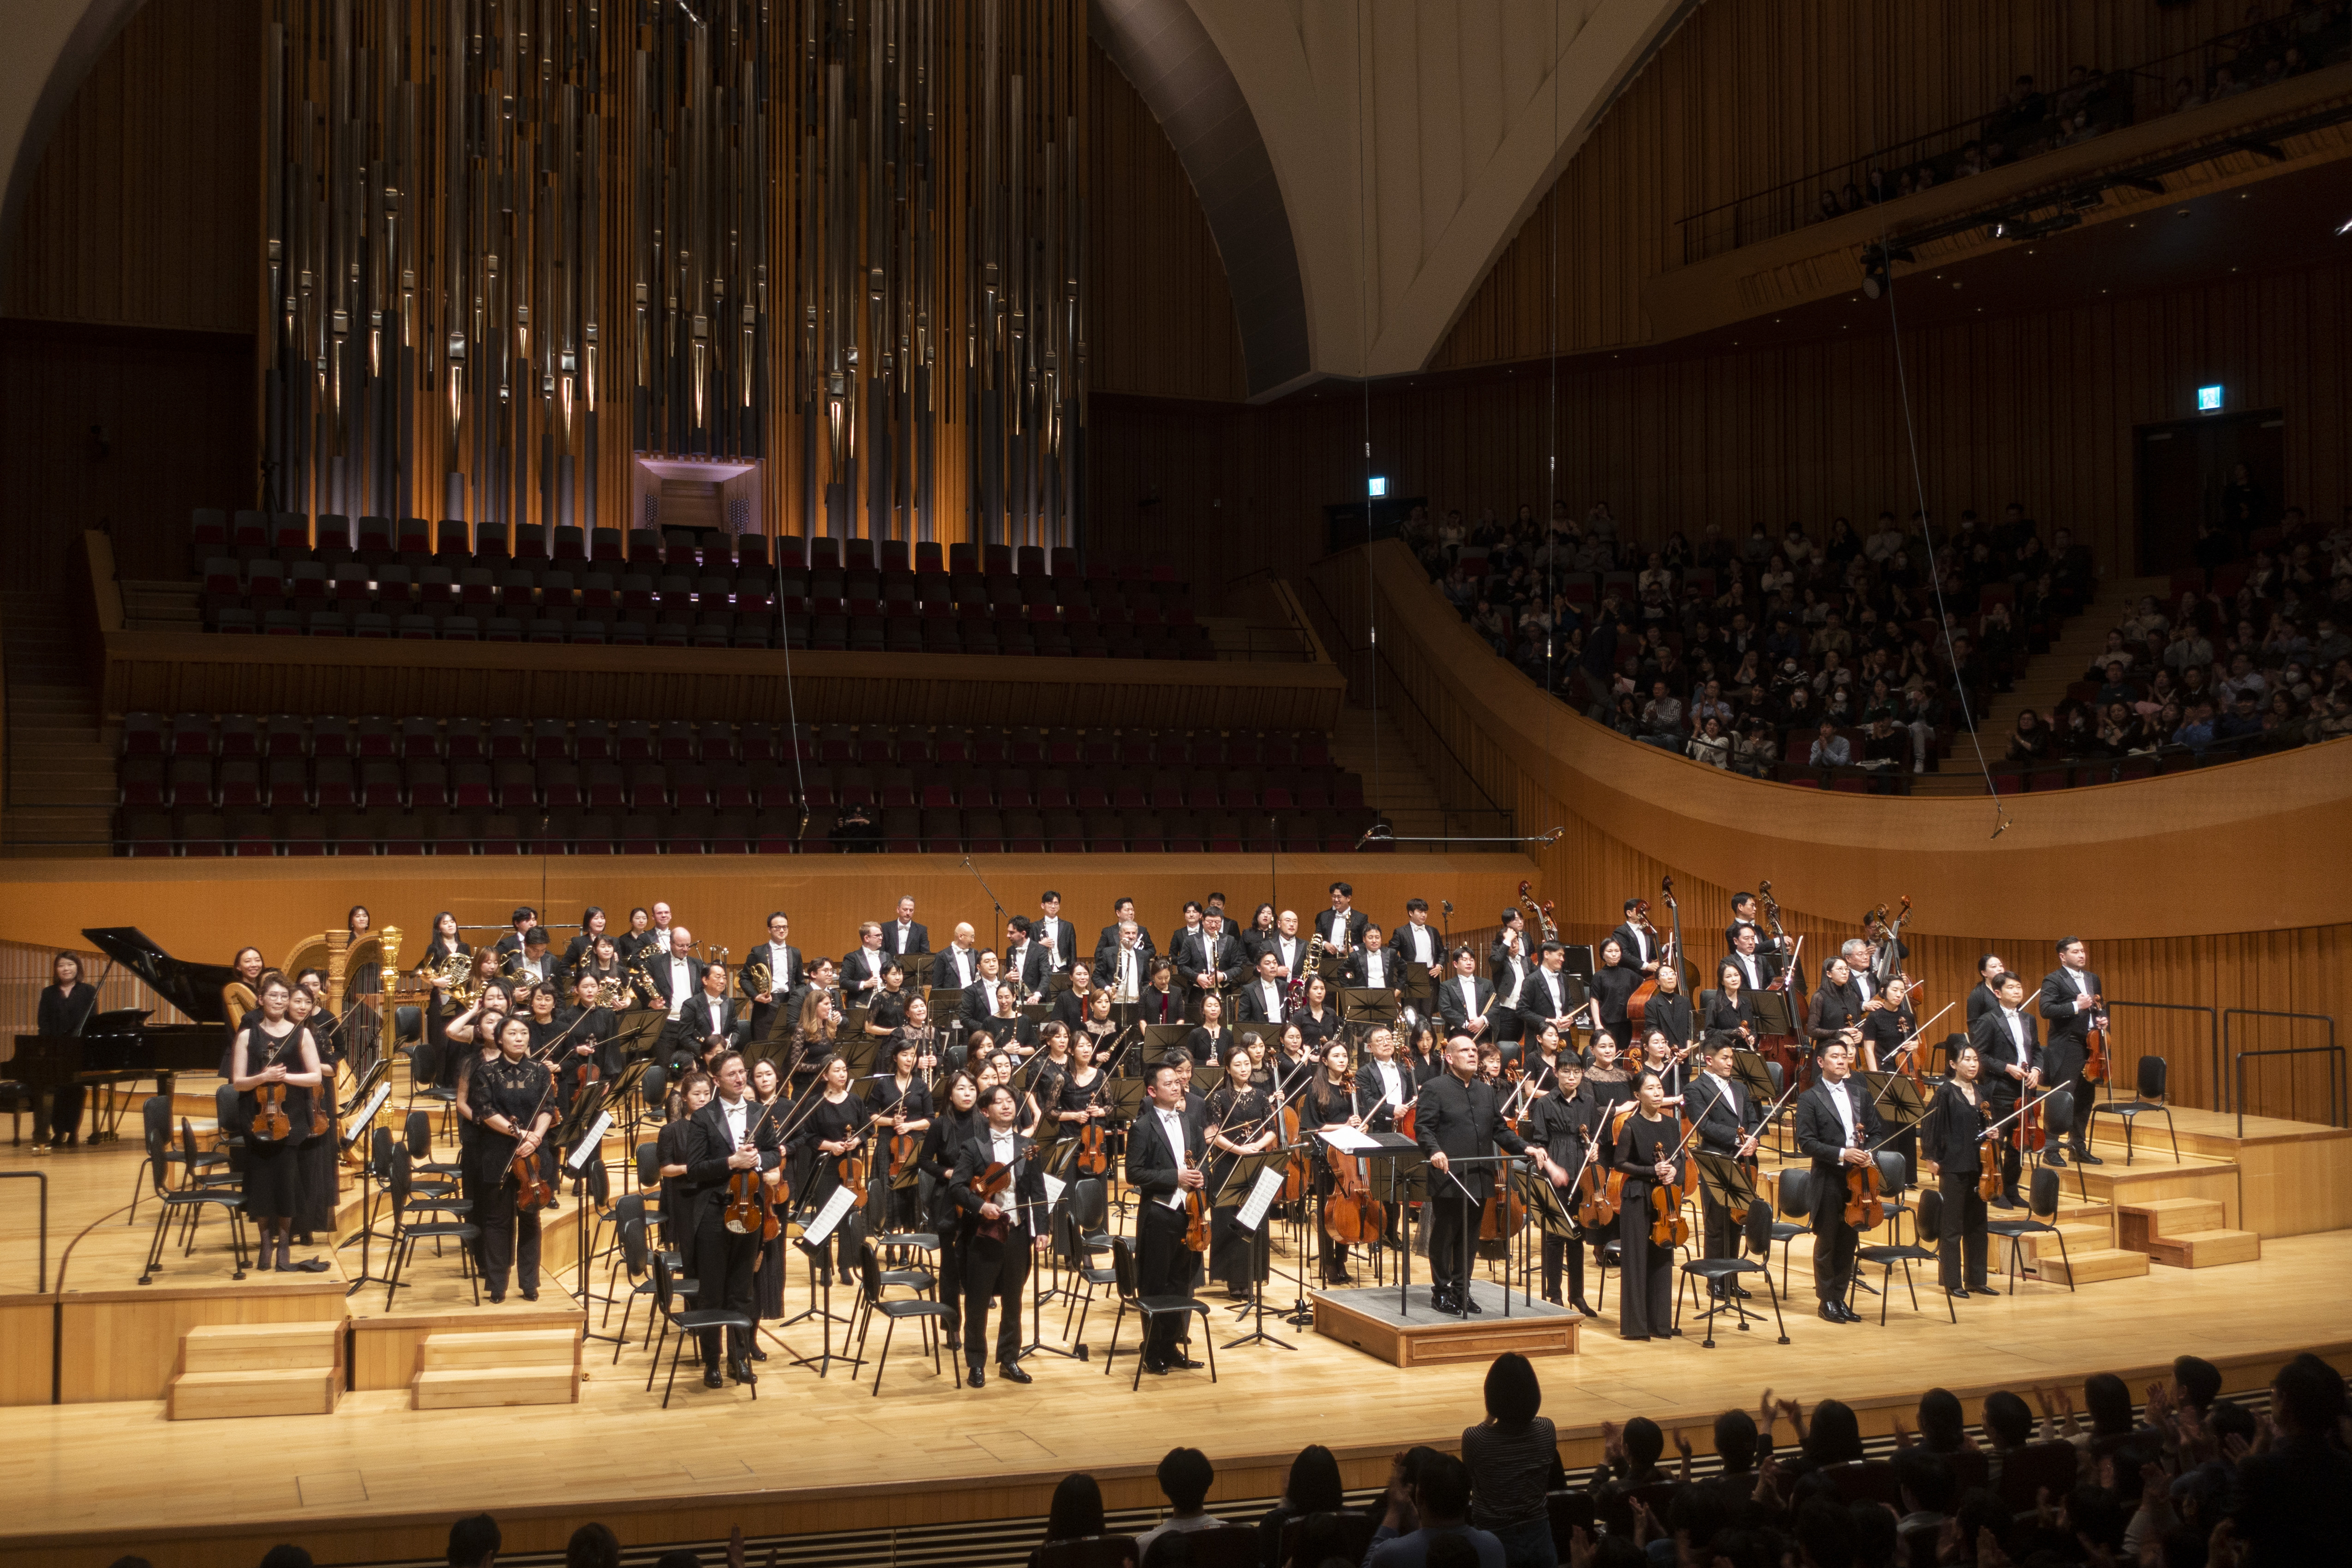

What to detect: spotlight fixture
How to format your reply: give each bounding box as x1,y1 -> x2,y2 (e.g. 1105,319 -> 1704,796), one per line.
2337,214 -> 2352,236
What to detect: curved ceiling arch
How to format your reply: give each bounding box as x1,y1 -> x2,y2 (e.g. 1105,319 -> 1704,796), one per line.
0,0 -> 143,284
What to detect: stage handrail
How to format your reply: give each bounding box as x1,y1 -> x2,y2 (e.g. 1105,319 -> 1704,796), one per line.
2224,1007 -> 2343,1135
0,1170 -> 49,1292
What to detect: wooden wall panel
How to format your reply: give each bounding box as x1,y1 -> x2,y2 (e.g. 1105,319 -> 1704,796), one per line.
0,0 -> 261,334
56,1283 -> 345,1404
0,1300 -> 53,1406
1439,0 -> 2250,363
1092,255 -> 2351,584
1302,541 -> 2352,1124
1084,44 -> 1247,403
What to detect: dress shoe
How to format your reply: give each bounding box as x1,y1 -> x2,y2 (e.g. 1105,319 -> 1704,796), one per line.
729,1358 -> 758,1386
997,1360 -> 1033,1385
967,1365 -> 985,1388
1726,1283 -> 1752,1299
1992,1194 -> 2021,1210
1840,1301 -> 1865,1322
256,1251 -> 275,1273
1621,1333 -> 1651,1342
1429,1288 -> 1454,1313
2046,1149 -> 2068,1168
295,1257 -> 332,1273
1818,1302 -> 1846,1324
703,1366 -> 726,1389
1458,1292 -> 1484,1314
747,1345 -> 768,1362
1141,1356 -> 1170,1376
519,1289 -> 538,1302
1970,1281 -> 2000,1296
487,1292 -> 505,1304
1165,1353 -> 1204,1370
1949,1286 -> 1971,1299
2073,1148 -> 2103,1165
1572,1298 -> 1600,1319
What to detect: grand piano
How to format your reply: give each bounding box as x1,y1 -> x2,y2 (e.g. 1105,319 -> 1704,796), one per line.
6,927 -> 235,1147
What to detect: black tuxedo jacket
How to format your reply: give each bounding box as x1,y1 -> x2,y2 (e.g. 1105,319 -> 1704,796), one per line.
1687,1071 -> 1765,1155
934,945 -> 988,994
1234,978 -> 1289,1025
1919,1081 -> 1989,1171
1723,949 -> 1777,995
644,952 -> 703,1008
1353,1058 -> 1415,1131
1124,1101 -> 1208,1201
739,943 -> 804,1005
841,944 -> 893,997
883,921 -> 930,957
679,1094 -> 783,1221
1413,1071 -> 1527,1198
1030,917 -> 1075,972
1611,921 -> 1661,972
1000,942 -> 1049,1000
671,991 -> 744,1049
1171,929 -> 1245,988
1970,1006 -> 2039,1096
2037,967 -> 2102,1049
1392,920 -> 1447,971
1435,973 -> 1496,1036
1518,965 -> 1580,1034
1965,981 -> 2005,1028
1094,923 -> 1157,975
1795,1078 -> 1882,1228
948,1134 -> 1051,1249
1342,948 -> 1400,991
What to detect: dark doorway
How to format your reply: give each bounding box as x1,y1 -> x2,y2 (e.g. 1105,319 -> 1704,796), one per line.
2134,409 -> 2285,574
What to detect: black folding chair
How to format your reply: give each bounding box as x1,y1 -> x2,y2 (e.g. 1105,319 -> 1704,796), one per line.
1985,1165 -> 2072,1293
853,1242 -> 959,1396
137,1105 -> 249,1285
382,1145 -> 480,1310
1852,1163 -> 1952,1324
2087,1055 -> 2177,1166
1101,1236 -> 1216,1389
647,1251 -> 757,1407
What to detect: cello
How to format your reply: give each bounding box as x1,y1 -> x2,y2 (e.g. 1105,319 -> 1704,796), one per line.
1627,877 -> 1678,1031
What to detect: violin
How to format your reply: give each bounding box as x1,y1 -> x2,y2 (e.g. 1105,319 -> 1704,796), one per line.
725,1096 -> 784,1239
834,1112 -> 875,1209
2082,994 -> 2112,1085
970,1159 -> 1018,1242
247,1031 -> 299,1144
1280,1098 -> 1311,1201
1976,1099 -> 2003,1202
1645,1114 -> 1699,1251
1841,1129 -> 1885,1232
1181,1149 -> 1211,1252
1071,1069 -> 1113,1178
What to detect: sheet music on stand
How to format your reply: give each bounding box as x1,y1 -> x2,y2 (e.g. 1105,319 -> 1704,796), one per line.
1730,1048 -> 1779,1104
566,1110 -> 614,1171
800,1185 -> 857,1248
1751,989 -> 1798,1037
340,1082 -> 391,1152
1235,1164 -> 1287,1232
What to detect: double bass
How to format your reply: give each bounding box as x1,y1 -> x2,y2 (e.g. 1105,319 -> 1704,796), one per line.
1626,877 -> 1680,1032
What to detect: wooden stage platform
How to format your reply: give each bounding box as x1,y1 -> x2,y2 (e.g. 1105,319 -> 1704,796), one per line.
2,1091 -> 2349,1568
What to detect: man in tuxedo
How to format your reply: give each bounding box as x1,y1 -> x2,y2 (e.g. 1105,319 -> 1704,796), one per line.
883,896 -> 930,958
1518,942 -> 1582,1041
681,1051 -> 780,1386
1688,1034 -> 1767,1297
741,911 -> 803,1045
1094,897 -> 1157,978
961,951 -> 1011,1032
1000,918 -> 1048,1004
1394,900 -> 1445,1014
493,905 -> 539,965
1841,938 -> 1882,1012
1315,882 -> 1369,956
1969,971 -> 2037,1206
2036,937 -> 2105,1166
842,922 -> 891,1002
1031,891 -> 1074,978
1725,892 -> 1792,967
645,927 -> 703,1018
1098,922 -> 1149,1007
673,962 -> 746,1067
1235,951 -> 1288,1027
1263,908 -> 1308,983
1343,927 -> 1396,992
1726,924 -> 1778,995
1965,954 -> 2008,1028
1173,910 -> 1244,1024
937,923 -> 985,993
509,926 -> 555,988
1795,1039 -> 1882,1323
1612,899 -> 1661,978
1434,947 -> 1495,1043
1354,1027 -> 1413,1133
948,1084 -> 1052,1386
640,901 -> 679,962
1415,1035 -> 1528,1314
1125,1062 -> 1208,1374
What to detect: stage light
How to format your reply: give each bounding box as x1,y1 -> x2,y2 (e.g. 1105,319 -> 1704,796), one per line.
2337,215 -> 2352,236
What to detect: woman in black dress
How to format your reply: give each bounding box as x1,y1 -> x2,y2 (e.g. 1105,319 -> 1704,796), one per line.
1077,984 -> 1123,1069
1524,1055 -> 1599,1313
1138,959 -> 1184,1026
340,905 -> 385,1074
920,1071 -> 984,1350
863,961 -> 911,1042
980,983 -> 1034,1062
793,1054 -> 871,1286
1643,964 -> 1694,1052
229,974 -> 323,1272
561,907 -> 610,978
1612,1070 -> 1685,1340
417,912 -> 469,1085
657,1071 -> 715,1257
1048,961 -> 1098,1034
579,934 -> 627,996
746,1057 -> 790,1322
1860,975 -> 1922,1182
1184,991 -> 1234,1068
1589,939 -> 1639,1048
1205,1042 -> 1278,1296
1705,960 -> 1759,1047
219,946 -> 267,1079
1302,1042 -> 1365,1285
1920,1041 -> 1995,1298
466,1013 -> 556,1303
1242,904 -> 1279,964
867,1035 -> 934,1234
284,978 -> 341,1265
36,952 -> 99,1145
1292,975 -> 1341,1052
1402,1020 -> 1446,1086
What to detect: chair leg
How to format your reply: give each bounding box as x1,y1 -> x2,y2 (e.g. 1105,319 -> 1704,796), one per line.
871,1318 -> 892,1396
2161,1109 -> 2178,1165
1900,1259 -> 1919,1313
2052,1231 -> 2074,1293
129,1161 -> 150,1224
612,1295 -> 636,1362
385,1235 -> 407,1312
660,1329 -> 686,1409
1131,1309 -> 1147,1390
1102,1303 -> 1123,1377
139,1202 -> 172,1284
1199,1308 -> 1217,1384
645,1319 -> 669,1391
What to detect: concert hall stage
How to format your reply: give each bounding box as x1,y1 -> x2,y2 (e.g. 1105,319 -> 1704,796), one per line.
3,1095 -> 2349,1568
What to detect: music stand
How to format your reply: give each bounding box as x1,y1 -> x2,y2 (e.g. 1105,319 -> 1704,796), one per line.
896,953 -> 934,989
1750,990 -> 1797,1038
1686,1152 -> 1788,1346
1141,1024 -> 1191,1065
1339,987 -> 1399,1028
1865,1072 -> 1929,1132
1730,1048 -> 1778,1104
838,1002 -> 874,1042
1190,1062 -> 1226,1098
1218,1150 -> 1294,1350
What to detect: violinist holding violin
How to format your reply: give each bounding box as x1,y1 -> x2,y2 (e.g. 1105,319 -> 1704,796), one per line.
467,1013 -> 557,1305
1612,1069 -> 1686,1341
869,1035 -> 934,1233
1524,1055 -> 1599,1316
1688,1034 -> 1768,1300
2037,937 -> 2107,1167
1859,975 -> 1924,1184
1206,1035 -> 1279,1298
948,1084 -> 1051,1388
1969,972 -> 2039,1208
1795,1040 -> 1882,1324
230,972 -> 324,1273
1304,1042 -> 1366,1285
681,1050 -> 781,1388
1918,1041 -> 1997,1299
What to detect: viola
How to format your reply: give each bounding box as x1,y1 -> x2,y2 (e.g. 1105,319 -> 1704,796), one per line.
1181,1149 -> 1211,1252
1976,1108 -> 2003,1202
510,1144 -> 555,1212
2082,995 -> 2111,1085
726,1098 -> 784,1238
1321,1146 -> 1386,1246
888,1121 -> 922,1181
1071,1075 -> 1112,1178
252,1080 -> 295,1144
1649,1178 -> 1691,1249
970,1159 -> 1017,1241
1842,1144 -> 1885,1232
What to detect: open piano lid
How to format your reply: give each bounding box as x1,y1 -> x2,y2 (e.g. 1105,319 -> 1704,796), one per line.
82,927 -> 242,1027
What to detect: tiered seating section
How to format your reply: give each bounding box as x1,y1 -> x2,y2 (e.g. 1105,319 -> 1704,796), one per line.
115,715 -> 1372,856
183,510 -> 1214,658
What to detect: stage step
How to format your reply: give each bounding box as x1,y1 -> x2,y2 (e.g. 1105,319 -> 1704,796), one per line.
2119,1201 -> 2261,1268
2119,1196 -> 2225,1235
166,1323 -> 343,1419
410,1327 -> 580,1409
2036,1246 -> 2151,1286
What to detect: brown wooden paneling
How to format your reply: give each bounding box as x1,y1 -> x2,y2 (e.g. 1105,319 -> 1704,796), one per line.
57,1283 -> 346,1404
0,0 -> 262,335
1302,541 -> 2352,1122
1439,0 -> 2251,363
0,1300 -> 53,1406
1084,43 -> 1247,404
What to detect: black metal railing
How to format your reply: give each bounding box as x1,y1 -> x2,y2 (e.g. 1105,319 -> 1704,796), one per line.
0,1170 -> 49,1293
2224,1008 -> 2343,1135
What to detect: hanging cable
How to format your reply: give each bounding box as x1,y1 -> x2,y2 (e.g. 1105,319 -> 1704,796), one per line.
1355,0 -> 1382,833
1874,230 -> 2013,838
769,542 -> 812,841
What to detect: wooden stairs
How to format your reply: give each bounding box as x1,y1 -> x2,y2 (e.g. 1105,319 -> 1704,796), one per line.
2119,1197 -> 2263,1269
166,1322 -> 342,1419
411,1326 -> 581,1409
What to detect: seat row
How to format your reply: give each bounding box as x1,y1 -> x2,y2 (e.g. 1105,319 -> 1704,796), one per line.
123,714 -> 1336,769
192,508 -> 1135,580
125,757 -> 1365,814
117,806 -> 1387,858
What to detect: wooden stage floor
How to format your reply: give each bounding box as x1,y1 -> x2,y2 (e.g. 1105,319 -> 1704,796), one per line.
3,1095 -> 2350,1568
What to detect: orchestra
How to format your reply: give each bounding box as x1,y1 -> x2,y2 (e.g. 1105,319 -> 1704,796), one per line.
56,873 -> 2129,1401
